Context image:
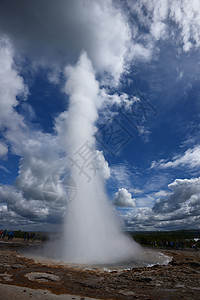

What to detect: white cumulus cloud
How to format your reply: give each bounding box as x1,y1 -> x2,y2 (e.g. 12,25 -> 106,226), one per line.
124,177 -> 200,230
113,188 -> 136,207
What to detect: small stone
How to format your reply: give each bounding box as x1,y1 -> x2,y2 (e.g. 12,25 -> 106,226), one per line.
175,284 -> 185,288
11,264 -> 23,269
119,290 -> 136,296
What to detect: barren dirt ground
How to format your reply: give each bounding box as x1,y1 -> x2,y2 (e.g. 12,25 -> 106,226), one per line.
0,240 -> 200,300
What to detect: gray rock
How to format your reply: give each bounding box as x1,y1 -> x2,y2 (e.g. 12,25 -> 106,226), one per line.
25,272 -> 60,282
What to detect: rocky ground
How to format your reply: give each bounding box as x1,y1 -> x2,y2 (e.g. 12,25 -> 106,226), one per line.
0,240 -> 200,299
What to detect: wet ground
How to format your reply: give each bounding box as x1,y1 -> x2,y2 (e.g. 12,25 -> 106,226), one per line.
0,240 -> 200,299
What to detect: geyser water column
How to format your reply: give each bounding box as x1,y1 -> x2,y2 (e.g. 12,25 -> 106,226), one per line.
62,52 -> 140,264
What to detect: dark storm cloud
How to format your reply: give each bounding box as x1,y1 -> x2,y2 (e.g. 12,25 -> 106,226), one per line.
0,0 -> 134,84
0,0 -> 83,62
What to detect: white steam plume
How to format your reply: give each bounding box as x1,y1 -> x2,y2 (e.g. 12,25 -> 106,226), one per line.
50,52 -> 140,264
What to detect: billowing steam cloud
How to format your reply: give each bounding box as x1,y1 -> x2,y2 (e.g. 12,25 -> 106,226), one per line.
47,52 -> 140,264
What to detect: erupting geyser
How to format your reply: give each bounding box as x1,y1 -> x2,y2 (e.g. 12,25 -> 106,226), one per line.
52,52 -> 141,264
21,52 -> 171,268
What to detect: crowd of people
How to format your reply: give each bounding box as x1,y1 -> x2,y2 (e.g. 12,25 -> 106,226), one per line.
0,229 -> 15,240
0,229 -> 38,242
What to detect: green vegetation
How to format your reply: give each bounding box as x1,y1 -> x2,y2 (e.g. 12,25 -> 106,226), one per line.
128,230 -> 200,249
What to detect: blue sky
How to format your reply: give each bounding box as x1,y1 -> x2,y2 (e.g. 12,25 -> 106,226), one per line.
0,0 -> 200,231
